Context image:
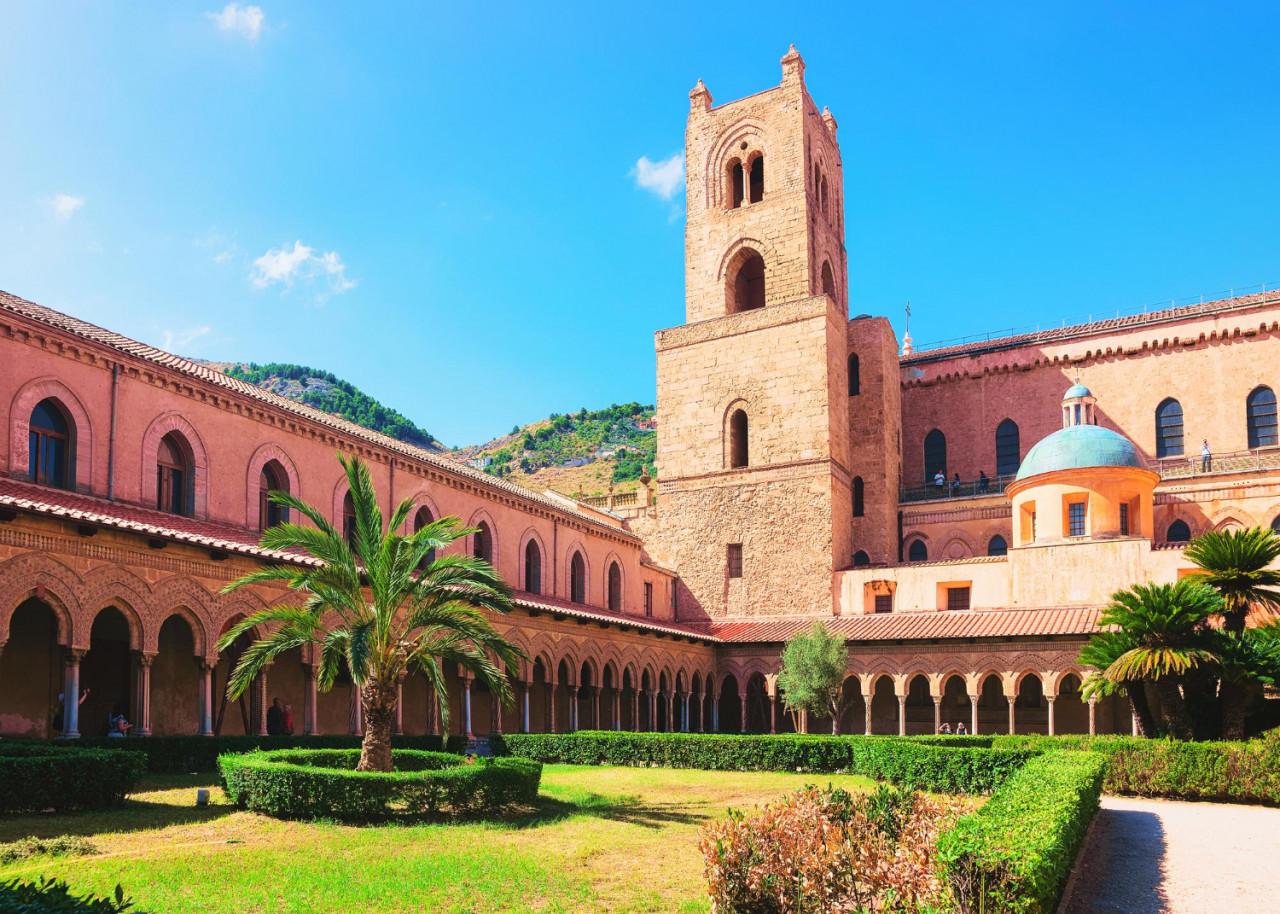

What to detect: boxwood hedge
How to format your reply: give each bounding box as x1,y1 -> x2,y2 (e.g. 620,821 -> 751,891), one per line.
491,731 -> 1034,794
938,751 -> 1107,914
0,744 -> 146,814
218,748 -> 542,822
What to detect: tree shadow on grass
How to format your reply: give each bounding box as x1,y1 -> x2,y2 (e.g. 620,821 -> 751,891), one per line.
458,792 -> 706,831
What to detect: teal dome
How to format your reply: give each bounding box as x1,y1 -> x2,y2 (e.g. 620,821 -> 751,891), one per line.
1063,383 -> 1093,400
1015,424 -> 1144,481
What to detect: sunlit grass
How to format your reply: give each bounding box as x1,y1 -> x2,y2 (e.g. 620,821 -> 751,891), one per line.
0,765 -> 876,913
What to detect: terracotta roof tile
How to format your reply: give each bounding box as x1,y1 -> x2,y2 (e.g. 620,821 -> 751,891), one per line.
510,590 -> 717,641
707,606 -> 1101,643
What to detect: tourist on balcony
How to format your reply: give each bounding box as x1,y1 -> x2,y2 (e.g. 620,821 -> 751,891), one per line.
933,470 -> 945,491
1201,439 -> 1212,473
950,473 -> 961,496
978,470 -> 990,493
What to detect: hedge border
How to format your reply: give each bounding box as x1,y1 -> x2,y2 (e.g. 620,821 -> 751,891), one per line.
218,748 -> 542,822
0,746 -> 146,814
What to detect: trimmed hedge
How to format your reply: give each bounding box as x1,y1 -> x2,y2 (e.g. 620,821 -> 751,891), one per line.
491,731 -> 1034,794
0,746 -> 146,814
41,734 -> 468,774
219,748 -> 542,821
0,877 -> 135,913
938,751 -> 1107,914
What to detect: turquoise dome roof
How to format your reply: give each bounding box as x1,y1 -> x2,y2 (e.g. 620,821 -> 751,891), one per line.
1015,424 -> 1144,481
1063,383 -> 1093,400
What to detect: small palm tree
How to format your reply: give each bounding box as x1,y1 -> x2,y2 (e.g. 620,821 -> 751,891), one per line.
1078,631 -> 1156,737
218,454 -> 524,772
1097,580 -> 1222,740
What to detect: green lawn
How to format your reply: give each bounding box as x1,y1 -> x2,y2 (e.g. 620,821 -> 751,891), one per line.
0,765 -> 875,913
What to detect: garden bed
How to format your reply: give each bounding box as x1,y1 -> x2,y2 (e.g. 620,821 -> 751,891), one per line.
0,744 -> 146,814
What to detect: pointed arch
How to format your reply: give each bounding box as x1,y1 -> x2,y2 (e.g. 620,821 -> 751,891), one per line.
9,377 -> 95,491
1155,397 -> 1184,458
141,412 -> 209,518
245,443 -> 301,530
518,528 -> 546,595
1247,385 -> 1277,448
995,419 -> 1020,476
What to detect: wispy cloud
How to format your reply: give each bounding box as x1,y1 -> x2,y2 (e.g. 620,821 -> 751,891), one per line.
251,240 -> 356,300
207,3 -> 265,43
632,153 -> 685,200
48,193 -> 86,221
161,325 -> 211,352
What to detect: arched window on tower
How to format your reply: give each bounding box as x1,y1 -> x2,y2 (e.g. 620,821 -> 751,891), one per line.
852,476 -> 864,517
923,429 -> 947,484
748,155 -> 764,203
1155,398 -> 1184,458
1166,519 -> 1191,543
729,250 -> 766,314
821,260 -> 837,299
156,432 -> 191,516
28,398 -> 73,490
342,491 -> 357,546
847,352 -> 860,396
852,550 -> 870,566
570,551 -> 586,604
995,419 -> 1020,476
729,409 -> 749,469
728,159 -> 745,209
1247,386 -> 1277,448
524,539 -> 542,595
258,460 -> 289,530
820,175 -> 828,217
987,535 -> 1008,557
607,562 -> 622,611
472,521 -> 493,563
907,539 -> 928,563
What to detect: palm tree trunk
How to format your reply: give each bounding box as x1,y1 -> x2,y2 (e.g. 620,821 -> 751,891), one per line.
1125,680 -> 1157,737
1220,679 -> 1248,741
1155,678 -> 1194,741
357,680 -> 397,773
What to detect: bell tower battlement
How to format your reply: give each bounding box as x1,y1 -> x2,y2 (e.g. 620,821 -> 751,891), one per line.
683,45 -> 847,325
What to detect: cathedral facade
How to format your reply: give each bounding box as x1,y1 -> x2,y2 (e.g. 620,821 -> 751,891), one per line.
2,49 -> 1278,741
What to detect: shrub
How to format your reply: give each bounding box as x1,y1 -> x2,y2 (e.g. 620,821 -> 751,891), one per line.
938,751 -> 1107,914
45,734 -> 467,774
218,748 -> 542,822
492,732 -> 1033,794
0,835 -> 97,865
0,746 -> 146,814
701,784 -> 972,913
0,877 -> 134,913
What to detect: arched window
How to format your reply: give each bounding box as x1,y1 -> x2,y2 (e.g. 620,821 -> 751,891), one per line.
1247,386 -> 1277,449
1155,398 -> 1184,458
995,419 -> 1020,476
156,432 -> 191,515
472,521 -> 493,563
987,535 -> 1008,557
414,506 -> 436,569
819,174 -> 828,216
524,539 -> 542,595
342,491 -> 357,546
608,562 -> 622,611
1271,515 -> 1280,534
852,550 -> 870,566
728,160 -> 745,209
923,429 -> 947,484
907,539 -> 928,563
28,398 -> 73,490
821,261 -> 837,299
729,409 -> 749,469
730,251 -> 766,314
852,476 -> 864,517
847,352 -> 860,396
748,155 -> 764,203
258,460 -> 288,530
570,551 -> 586,604
1166,519 -> 1191,543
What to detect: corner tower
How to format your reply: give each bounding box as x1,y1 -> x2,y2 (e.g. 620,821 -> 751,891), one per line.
652,48 -> 854,621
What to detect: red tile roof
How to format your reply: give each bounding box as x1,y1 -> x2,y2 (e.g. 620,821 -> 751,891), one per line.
902,290 -> 1280,364
510,590 -> 717,641
708,606 -> 1101,643
0,289 -> 637,541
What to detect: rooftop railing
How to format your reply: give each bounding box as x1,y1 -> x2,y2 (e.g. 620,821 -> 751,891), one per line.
900,474 -> 1016,503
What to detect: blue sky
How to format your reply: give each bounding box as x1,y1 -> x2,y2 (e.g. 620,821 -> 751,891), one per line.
2,3 -> 1278,446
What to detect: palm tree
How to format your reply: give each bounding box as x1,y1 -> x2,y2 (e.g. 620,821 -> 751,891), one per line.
1078,631 -> 1156,737
1183,527 -> 1280,738
1097,580 -> 1222,740
217,454 -> 524,772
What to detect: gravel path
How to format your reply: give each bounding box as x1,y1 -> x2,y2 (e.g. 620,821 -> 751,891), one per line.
1062,796 -> 1280,913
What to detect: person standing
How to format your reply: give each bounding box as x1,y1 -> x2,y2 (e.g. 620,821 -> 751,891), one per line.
1201,439 -> 1212,473
281,702 -> 295,737
53,688 -> 88,737
266,697 -> 284,736
955,721 -> 967,736
933,470 -> 945,491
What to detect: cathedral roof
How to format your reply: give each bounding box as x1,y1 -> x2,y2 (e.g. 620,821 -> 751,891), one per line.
1063,382 -> 1092,399
709,605 -> 1101,642
1014,423 -> 1145,481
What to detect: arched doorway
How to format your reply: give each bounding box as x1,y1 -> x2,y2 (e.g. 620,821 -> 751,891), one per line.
940,675 -> 972,734
555,660 -> 573,732
978,674 -> 1007,735
1015,674 -> 1048,735
718,674 -> 741,733
151,614 -> 201,735
1055,674 -> 1089,734
839,677 -> 866,735
82,606 -> 134,738
869,675 -> 898,735
0,598 -> 63,737
531,657 -> 551,733
214,617 -> 264,736
744,672 -> 770,733
621,667 -> 637,731
904,674 -> 933,735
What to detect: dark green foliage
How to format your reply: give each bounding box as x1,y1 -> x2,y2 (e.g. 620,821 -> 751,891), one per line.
0,878 -> 135,913
223,362 -> 436,448
0,836 -> 97,865
0,746 -> 145,814
938,752 -> 1107,914
218,748 -> 542,822
490,732 -> 1033,794
50,734 -> 466,774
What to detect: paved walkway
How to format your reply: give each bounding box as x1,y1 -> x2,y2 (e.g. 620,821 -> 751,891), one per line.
1062,796 -> 1280,913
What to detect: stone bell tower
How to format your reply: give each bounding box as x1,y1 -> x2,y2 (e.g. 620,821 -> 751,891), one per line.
651,47 -> 855,621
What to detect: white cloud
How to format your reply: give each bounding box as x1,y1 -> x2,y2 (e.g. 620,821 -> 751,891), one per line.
49,193 -> 85,221
251,240 -> 356,298
632,153 -> 685,199
161,325 -> 211,351
207,3 -> 265,43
